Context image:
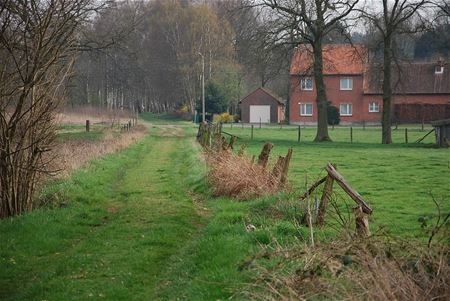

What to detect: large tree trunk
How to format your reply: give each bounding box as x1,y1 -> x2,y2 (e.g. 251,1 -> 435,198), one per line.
382,36 -> 393,144
313,40 -> 331,142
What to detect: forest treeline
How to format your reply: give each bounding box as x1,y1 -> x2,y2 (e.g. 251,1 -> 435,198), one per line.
69,0 -> 291,114
69,0 -> 449,115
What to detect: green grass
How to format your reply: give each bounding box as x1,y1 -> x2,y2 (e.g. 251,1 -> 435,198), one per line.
0,125 -> 209,300
140,112 -> 192,125
223,124 -> 449,237
1,117 -> 448,300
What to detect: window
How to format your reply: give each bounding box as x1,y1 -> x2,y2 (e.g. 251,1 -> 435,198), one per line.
300,103 -> 313,116
301,77 -> 313,90
435,66 -> 444,74
340,103 -> 352,116
369,102 -> 379,113
340,78 -> 353,90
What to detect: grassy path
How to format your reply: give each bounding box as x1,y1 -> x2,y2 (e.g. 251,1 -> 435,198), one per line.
4,115 -> 445,300
0,125 -> 208,300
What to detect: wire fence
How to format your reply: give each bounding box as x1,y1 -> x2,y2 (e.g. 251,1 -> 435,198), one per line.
220,123 -> 436,145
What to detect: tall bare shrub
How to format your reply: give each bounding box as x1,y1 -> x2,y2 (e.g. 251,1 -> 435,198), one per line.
0,0 -> 95,218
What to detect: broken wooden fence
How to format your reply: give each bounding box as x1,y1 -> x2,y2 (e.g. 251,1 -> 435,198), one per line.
300,163 -> 373,236
197,124 -> 371,235
197,122 -> 293,189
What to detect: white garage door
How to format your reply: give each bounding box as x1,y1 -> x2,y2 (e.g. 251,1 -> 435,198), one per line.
250,105 -> 271,123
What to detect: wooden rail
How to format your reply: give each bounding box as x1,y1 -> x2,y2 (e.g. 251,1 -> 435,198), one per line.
325,163 -> 373,214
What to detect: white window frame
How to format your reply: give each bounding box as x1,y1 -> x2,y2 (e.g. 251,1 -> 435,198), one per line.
301,77 -> 313,91
300,103 -> 313,116
340,103 -> 353,116
340,78 -> 353,90
435,66 -> 444,74
369,101 -> 379,113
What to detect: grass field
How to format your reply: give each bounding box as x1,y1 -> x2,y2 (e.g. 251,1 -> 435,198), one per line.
223,123 -> 449,237
1,115 -> 448,300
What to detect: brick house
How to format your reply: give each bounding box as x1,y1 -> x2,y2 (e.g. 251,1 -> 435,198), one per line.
289,44 -> 450,125
239,87 -> 285,123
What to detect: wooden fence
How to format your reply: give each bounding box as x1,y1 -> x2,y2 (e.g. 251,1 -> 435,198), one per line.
197,122 -> 374,237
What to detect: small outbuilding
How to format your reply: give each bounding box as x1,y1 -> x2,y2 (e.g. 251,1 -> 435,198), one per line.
239,87 -> 285,124
431,119 -> 450,147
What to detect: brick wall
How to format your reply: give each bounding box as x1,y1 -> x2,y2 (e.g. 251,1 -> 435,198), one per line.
290,74 -> 450,124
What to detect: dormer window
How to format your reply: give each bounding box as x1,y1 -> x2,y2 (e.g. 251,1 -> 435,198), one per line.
301,77 -> 313,90
435,66 -> 444,74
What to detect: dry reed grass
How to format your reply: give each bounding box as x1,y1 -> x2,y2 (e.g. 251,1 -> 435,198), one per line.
57,106 -> 134,125
244,234 -> 449,301
206,150 -> 282,200
53,124 -> 147,178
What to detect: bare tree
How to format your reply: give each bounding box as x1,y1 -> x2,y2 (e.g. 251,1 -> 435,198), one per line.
0,0 -> 96,218
359,0 -> 428,144
253,0 -> 360,142
436,0 -> 450,16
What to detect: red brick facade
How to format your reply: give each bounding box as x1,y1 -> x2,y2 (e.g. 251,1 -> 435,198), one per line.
290,75 -> 379,125
289,45 -> 450,125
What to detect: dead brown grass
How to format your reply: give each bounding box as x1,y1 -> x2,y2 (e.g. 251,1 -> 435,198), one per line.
245,235 -> 449,301
57,106 -> 134,125
206,150 -> 283,200
53,124 -> 147,178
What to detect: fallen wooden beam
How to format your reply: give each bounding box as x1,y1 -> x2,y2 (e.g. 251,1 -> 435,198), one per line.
326,163 -> 373,214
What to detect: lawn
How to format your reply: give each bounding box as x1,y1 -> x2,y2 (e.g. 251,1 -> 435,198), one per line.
223,123 -> 449,237
1,117 -> 448,300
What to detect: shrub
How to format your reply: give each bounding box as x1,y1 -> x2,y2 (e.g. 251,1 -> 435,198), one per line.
179,104 -> 189,113
327,102 -> 340,125
219,112 -> 234,123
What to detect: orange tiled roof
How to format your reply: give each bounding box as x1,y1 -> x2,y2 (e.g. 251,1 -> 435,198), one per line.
290,44 -> 368,75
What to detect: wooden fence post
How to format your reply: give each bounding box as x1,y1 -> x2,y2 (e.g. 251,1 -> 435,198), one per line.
257,142 -> 273,169
228,136 -> 237,150
86,120 -> 90,132
350,127 -> 353,143
259,117 -> 262,129
238,144 -> 246,156
354,206 -> 370,237
251,125 -> 254,140
271,156 -> 284,179
405,128 -> 408,143
316,175 -> 334,226
298,125 -> 301,143
280,148 -> 293,186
